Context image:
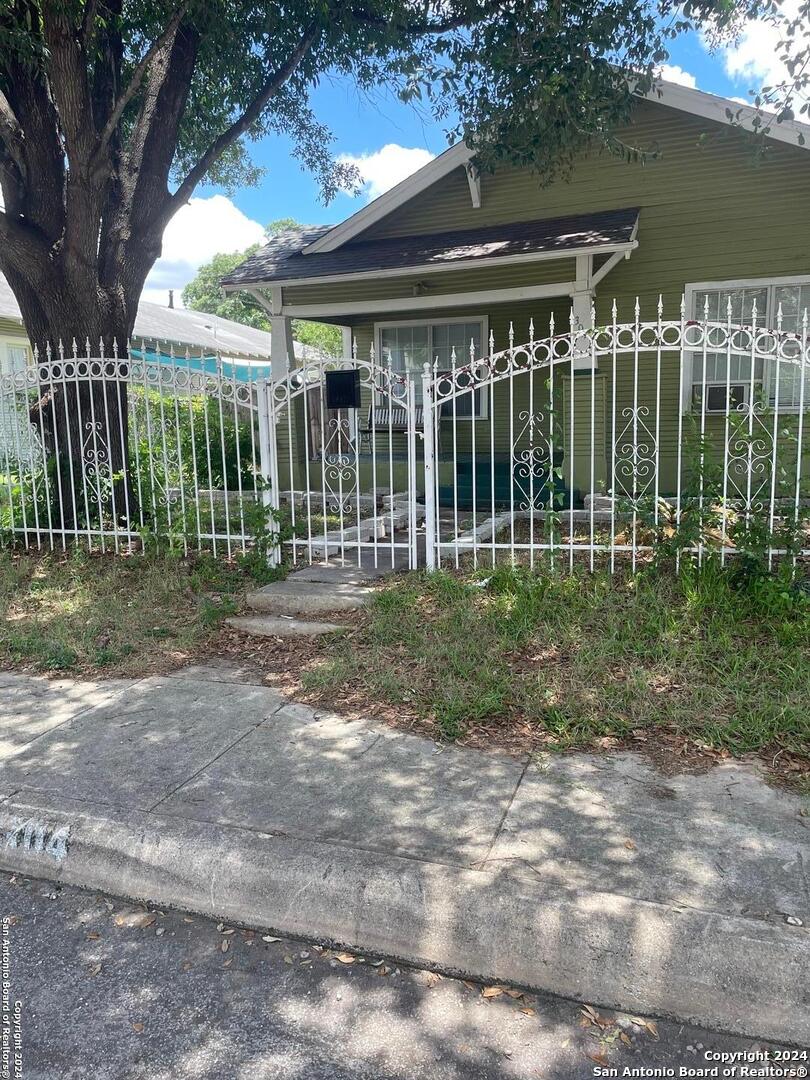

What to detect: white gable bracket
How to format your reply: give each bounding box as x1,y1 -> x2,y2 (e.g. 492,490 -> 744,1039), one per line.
465,162 -> 481,208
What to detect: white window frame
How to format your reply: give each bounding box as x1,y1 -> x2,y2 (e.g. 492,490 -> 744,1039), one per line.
2,339 -> 30,366
682,275 -> 810,413
374,315 -> 490,419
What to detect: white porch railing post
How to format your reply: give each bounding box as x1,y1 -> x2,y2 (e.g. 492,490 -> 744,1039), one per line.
421,362 -> 437,570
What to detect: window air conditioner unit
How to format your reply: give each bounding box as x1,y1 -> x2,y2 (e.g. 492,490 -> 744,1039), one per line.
696,383 -> 748,413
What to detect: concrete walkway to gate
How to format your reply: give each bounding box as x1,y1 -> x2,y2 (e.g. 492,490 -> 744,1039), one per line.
0,665 -> 807,1046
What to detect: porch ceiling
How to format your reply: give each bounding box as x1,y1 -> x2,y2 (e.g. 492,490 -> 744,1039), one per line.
221,207 -> 640,291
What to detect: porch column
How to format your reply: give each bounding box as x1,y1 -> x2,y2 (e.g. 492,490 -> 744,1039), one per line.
270,315 -> 296,378
571,254 -> 595,372
562,254 -> 607,503
267,285 -> 296,379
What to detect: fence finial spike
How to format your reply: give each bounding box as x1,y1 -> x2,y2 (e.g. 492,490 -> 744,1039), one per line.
702,293 -> 710,321
591,299 -> 596,327
450,345 -> 457,369
657,294 -> 663,319
469,336 -> 476,362
369,341 -> 376,364
112,338 -> 119,360
489,328 -> 495,355
352,336 -> 358,361
33,343 -> 40,363
776,301 -> 783,333
680,294 -> 686,320
751,297 -> 758,327
549,311 -> 555,337
569,305 -> 576,333
611,297 -> 618,322
46,341 -> 53,362
634,296 -> 640,323
528,316 -> 534,341
508,321 -> 514,349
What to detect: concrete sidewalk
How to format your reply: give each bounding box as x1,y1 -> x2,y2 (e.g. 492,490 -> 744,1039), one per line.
0,664 -> 807,1045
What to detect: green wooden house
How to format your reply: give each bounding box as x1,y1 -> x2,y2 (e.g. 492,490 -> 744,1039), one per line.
221,80 -> 810,555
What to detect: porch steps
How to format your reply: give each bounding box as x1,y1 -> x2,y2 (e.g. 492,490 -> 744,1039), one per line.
244,578 -> 372,617
225,615 -> 344,638
230,560 -> 386,642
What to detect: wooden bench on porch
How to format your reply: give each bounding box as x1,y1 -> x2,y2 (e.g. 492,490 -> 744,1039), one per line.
358,404 -> 426,450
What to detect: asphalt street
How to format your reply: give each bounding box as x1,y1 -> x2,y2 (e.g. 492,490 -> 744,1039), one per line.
0,872 -> 793,1079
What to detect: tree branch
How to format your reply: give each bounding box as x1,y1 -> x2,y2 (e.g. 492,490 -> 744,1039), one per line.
81,0 -> 99,43
95,3 -> 188,157
0,208 -> 52,284
166,21 -> 320,215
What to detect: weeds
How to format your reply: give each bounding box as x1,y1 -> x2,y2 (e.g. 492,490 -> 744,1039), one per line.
302,559 -> 810,761
0,547 -> 255,676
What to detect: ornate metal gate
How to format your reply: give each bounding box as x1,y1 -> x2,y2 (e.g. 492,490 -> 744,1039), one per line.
262,353 -> 421,569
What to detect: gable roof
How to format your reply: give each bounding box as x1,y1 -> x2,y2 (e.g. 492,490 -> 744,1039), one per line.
221,207 -> 640,289
302,80 -> 810,257
0,273 -> 304,359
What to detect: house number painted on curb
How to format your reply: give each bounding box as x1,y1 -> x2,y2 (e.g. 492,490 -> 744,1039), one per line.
2,817 -> 70,861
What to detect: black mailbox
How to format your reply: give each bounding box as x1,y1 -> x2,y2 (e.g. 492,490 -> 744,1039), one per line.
325,368 -> 361,410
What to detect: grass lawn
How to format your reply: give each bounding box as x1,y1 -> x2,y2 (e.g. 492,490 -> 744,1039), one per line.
299,561 -> 810,781
0,548 -> 265,677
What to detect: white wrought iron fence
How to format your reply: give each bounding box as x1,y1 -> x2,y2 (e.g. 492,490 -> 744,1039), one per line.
0,341 -> 270,556
419,300 -> 810,571
2,302 -> 809,574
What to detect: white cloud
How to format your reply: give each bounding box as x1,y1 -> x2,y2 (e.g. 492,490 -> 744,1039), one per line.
657,64 -> 698,89
712,0 -> 805,105
338,144 -> 435,201
143,194 -> 265,308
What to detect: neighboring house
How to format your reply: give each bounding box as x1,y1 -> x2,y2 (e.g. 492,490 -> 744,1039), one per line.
0,273 -> 315,372
0,273 -> 313,466
221,81 -> 810,512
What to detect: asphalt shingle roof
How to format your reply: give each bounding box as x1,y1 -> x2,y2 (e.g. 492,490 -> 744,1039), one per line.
220,208 -> 640,288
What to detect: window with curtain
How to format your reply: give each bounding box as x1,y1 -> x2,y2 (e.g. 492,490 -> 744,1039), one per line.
377,319 -> 488,418
689,281 -> 810,410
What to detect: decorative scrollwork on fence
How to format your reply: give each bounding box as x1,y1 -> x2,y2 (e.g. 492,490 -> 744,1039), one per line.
612,406 -> 658,503
725,403 -> 775,513
511,410 -> 557,511
81,419 -> 113,508
322,415 -> 358,515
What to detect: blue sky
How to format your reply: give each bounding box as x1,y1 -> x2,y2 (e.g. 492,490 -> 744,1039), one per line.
142,22 -> 779,305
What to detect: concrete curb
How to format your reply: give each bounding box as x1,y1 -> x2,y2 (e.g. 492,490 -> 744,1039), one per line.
0,796 -> 806,1046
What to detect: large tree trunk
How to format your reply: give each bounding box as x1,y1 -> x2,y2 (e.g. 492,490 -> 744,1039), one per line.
16,274 -> 138,537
